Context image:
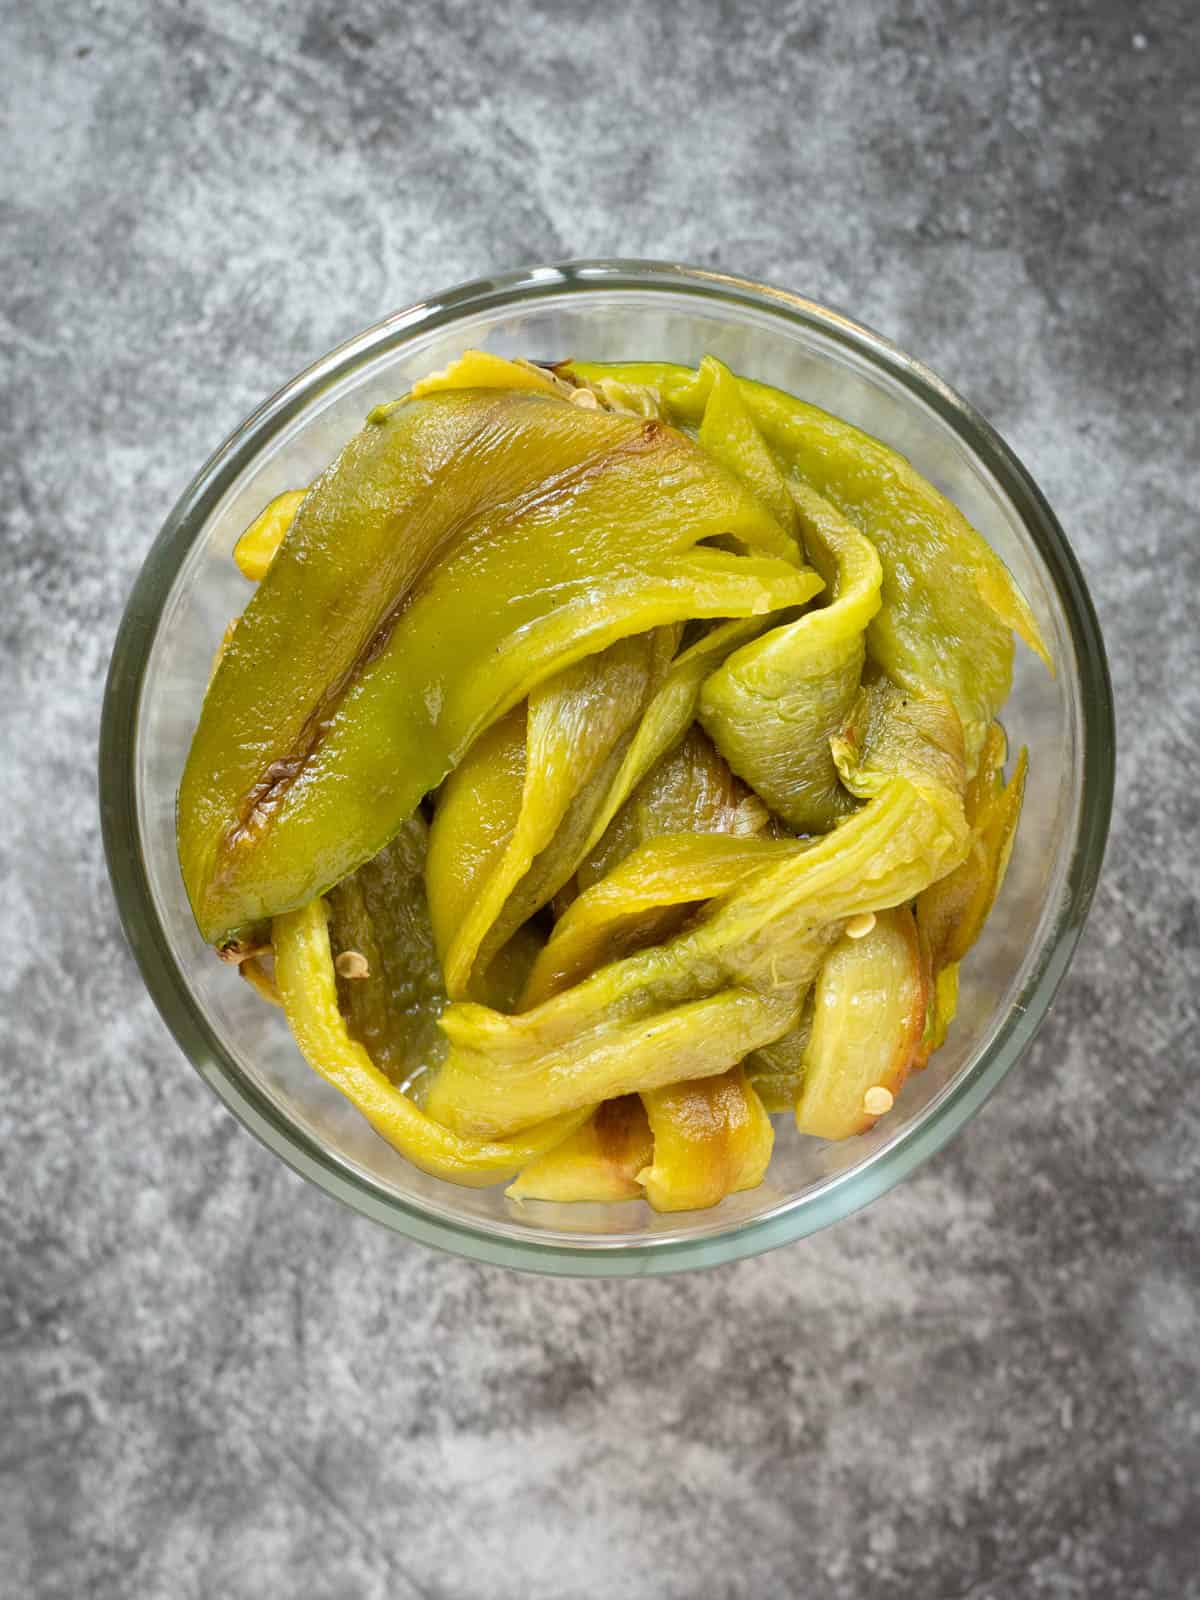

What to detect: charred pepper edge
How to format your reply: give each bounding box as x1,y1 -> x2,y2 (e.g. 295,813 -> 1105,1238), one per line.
211,404 -> 683,889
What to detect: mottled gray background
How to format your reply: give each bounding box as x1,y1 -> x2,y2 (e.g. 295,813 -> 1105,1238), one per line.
3,0 -> 1197,1595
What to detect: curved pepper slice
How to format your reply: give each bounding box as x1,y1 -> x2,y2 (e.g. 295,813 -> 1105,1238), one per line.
480,732 -> 646,964
918,722 -> 1027,970
272,899 -> 590,1185
424,706 -> 525,989
506,1096 -> 654,1204
794,906 -> 927,1139
639,1065 -> 774,1212
233,489 -> 307,582
699,480 -> 883,832
695,357 -> 799,551
522,832 -> 808,1009
180,385 -> 817,945
426,631 -> 673,999
325,812 -> 444,1089
566,359 -> 1050,770
428,983 -> 798,1140
409,349 -> 565,401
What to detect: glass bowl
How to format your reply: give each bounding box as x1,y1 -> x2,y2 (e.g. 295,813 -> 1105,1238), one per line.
99,260 -> 1114,1276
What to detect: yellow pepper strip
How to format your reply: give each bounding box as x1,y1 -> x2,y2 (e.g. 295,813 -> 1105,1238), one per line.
506,1096 -> 654,1204
239,954 -> 282,1008
521,832 -> 809,1009
639,1065 -> 774,1212
695,357 -> 800,554
426,708 -> 526,976
481,732 -> 648,960
700,480 -> 883,832
945,746 -> 1028,966
410,349 -> 565,400
427,632 -> 672,1000
233,489 -> 307,582
921,963 -> 960,1062
795,906 -> 927,1139
914,721 -> 1028,1063
272,899 -> 590,1186
915,730 -> 1005,973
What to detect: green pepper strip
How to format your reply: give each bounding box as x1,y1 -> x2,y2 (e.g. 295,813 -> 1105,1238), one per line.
571,618 -> 770,870
699,478 -> 883,832
695,357 -> 800,544
326,812 -> 446,1086
566,360 -> 1051,772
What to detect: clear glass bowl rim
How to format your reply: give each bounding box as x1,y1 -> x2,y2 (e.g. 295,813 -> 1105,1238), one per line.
99,258 -> 1115,1277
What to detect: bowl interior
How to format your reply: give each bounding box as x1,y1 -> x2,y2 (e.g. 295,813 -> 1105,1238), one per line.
122,270 -> 1100,1268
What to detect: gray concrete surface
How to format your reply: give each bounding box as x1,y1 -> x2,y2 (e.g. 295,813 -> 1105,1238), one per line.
3,1 -> 1197,1595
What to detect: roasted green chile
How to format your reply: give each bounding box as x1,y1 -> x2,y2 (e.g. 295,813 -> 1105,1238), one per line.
182,349 -> 1046,1212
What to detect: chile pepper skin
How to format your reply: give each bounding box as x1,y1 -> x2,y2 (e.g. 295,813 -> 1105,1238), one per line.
180,385 -> 815,946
